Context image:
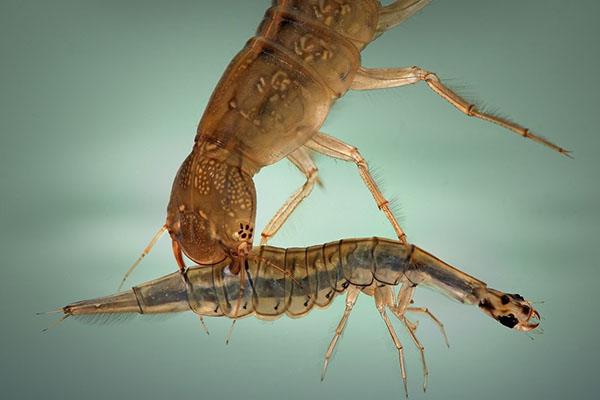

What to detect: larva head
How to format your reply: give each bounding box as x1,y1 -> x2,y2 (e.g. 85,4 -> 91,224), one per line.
166,152 -> 256,265
477,288 -> 540,332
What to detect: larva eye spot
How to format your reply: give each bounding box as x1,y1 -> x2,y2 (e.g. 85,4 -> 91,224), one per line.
498,314 -> 518,329
511,293 -> 525,301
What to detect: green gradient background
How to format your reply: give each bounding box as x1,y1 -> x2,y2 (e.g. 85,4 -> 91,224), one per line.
1,0 -> 598,399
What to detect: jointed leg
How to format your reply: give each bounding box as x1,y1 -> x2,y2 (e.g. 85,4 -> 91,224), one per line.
398,311 -> 429,392
306,132 -> 407,243
321,286 -> 360,381
396,280 -> 449,348
197,315 -> 210,336
375,286 -> 409,398
389,283 -> 429,392
260,146 -> 320,245
407,306 -> 450,348
390,306 -> 429,393
395,280 -> 416,310
182,267 -> 210,335
352,66 -> 571,157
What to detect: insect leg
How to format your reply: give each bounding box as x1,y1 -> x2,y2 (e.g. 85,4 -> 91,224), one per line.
376,0 -> 431,35
395,280 -> 415,310
388,284 -> 428,392
406,306 -> 450,348
352,66 -> 571,157
197,315 -> 210,336
396,312 -> 429,393
321,286 -> 360,381
260,147 -> 320,245
375,286 -> 409,398
305,132 -> 407,244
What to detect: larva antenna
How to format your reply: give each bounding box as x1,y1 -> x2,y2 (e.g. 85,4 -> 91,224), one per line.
118,225 -> 167,291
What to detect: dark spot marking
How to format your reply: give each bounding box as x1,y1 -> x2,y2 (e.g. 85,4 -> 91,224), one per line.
250,228 -> 254,232
240,223 -> 244,229
303,299 -> 309,307
511,293 -> 524,301
522,305 -> 531,315
274,301 -> 280,310
342,281 -> 350,289
498,314 -> 519,329
278,18 -> 294,30
245,225 -> 249,230
241,233 -> 247,239
501,294 -> 510,305
248,234 -> 252,239
214,305 -> 219,313
479,298 -> 495,311
325,290 -> 333,299
243,303 -> 247,310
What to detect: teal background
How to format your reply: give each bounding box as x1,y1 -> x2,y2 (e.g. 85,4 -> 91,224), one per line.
1,0 -> 598,398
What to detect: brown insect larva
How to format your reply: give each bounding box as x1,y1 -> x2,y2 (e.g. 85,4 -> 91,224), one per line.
119,0 -> 569,289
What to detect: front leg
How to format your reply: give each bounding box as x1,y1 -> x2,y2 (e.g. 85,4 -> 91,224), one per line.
352,66 -> 571,157
305,132 -> 408,243
260,146 -> 320,245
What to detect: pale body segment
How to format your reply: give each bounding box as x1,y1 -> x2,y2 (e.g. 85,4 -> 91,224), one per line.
66,238 -> 540,396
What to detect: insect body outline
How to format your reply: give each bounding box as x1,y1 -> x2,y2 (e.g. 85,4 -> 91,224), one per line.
94,1 -> 568,394
120,0 -> 568,289
62,238 -> 541,395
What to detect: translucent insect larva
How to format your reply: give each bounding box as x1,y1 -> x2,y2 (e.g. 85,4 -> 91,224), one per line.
63,237 -> 540,396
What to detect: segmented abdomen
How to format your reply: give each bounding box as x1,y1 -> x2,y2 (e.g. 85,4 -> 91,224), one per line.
196,0 -> 380,169
189,237 -> 413,320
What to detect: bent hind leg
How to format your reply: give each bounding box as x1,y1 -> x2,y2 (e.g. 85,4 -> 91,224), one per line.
375,285 -> 409,397
351,66 -> 571,156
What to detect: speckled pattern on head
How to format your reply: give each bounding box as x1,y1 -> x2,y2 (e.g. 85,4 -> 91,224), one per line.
166,0 -> 382,268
